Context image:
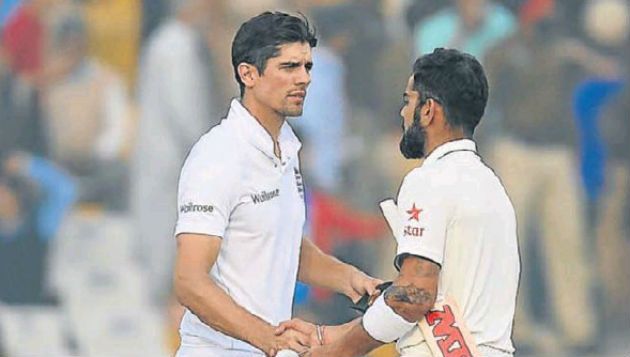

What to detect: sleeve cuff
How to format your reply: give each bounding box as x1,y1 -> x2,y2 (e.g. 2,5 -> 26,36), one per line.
175,221 -> 225,238
396,242 -> 443,268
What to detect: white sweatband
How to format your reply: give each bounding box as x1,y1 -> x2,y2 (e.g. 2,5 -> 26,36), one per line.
362,294 -> 416,343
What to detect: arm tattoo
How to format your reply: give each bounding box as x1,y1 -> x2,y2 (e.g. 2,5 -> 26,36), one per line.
397,254 -> 441,277
383,284 -> 433,306
413,259 -> 439,277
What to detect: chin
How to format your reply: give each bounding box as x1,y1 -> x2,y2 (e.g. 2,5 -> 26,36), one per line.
283,107 -> 304,117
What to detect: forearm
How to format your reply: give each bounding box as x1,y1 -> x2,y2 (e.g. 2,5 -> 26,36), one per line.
322,318 -> 360,344
298,238 -> 357,295
325,256 -> 439,356
174,274 -> 274,350
326,319 -> 383,357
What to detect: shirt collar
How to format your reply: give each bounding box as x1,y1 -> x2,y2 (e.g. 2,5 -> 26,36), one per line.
422,139 -> 477,167
227,99 -> 302,162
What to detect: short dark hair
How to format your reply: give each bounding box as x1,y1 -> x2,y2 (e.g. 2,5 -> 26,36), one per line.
412,48 -> 489,136
231,11 -> 317,96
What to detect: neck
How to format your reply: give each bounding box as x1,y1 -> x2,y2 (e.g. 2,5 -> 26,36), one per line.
424,130 -> 467,158
241,93 -> 285,141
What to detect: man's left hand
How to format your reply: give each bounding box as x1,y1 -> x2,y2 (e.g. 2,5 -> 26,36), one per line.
346,268 -> 383,303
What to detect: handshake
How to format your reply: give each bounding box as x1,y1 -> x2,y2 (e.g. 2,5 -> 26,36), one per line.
269,282 -> 393,357
272,319 -> 330,357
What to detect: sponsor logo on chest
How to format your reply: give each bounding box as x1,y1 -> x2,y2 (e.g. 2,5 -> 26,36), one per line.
251,189 -> 280,204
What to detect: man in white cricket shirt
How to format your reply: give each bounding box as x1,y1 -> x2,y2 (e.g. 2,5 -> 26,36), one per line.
277,48 -> 520,357
173,11 -> 380,357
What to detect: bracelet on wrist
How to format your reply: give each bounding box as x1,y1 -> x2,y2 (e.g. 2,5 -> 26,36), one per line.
316,324 -> 324,345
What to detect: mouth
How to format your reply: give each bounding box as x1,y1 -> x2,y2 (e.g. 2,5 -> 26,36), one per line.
287,91 -> 306,100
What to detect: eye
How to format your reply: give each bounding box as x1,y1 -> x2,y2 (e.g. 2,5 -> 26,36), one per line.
280,63 -> 296,71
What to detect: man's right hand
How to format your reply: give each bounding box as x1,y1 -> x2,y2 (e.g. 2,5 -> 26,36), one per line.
260,325 -> 312,356
275,318 -> 320,347
275,317 -> 362,348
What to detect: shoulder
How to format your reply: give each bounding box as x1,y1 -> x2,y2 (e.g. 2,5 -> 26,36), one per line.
402,161 -> 459,192
400,156 -> 491,201
181,120 -> 243,178
399,166 -> 448,209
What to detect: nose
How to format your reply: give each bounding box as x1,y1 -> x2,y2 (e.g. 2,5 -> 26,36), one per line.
296,66 -> 311,86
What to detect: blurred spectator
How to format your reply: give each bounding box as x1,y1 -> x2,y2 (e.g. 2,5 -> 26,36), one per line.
200,0 -> 238,105
0,152 -> 75,304
410,0 -> 516,60
141,0 -> 169,41
0,53 -> 48,157
296,0 -> 388,115
0,0 -> 22,27
344,0 -> 387,113
43,13 -> 130,211
582,0 -> 629,50
484,0 -> 622,353
293,4 -> 351,193
598,84 -> 630,329
583,0 -> 630,333
404,1 -> 445,33
83,0 -> 141,88
227,0 -> 281,18
0,0 -> 52,157
131,0 -> 219,304
1,0 -> 47,78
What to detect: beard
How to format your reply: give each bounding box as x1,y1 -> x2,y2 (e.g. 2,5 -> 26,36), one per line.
399,109 -> 426,159
279,95 -> 306,117
280,106 -> 304,117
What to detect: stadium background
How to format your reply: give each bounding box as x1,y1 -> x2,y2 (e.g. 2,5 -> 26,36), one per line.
0,0 -> 628,356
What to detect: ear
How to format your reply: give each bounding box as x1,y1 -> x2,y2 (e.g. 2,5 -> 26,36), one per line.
237,63 -> 258,90
418,99 -> 435,127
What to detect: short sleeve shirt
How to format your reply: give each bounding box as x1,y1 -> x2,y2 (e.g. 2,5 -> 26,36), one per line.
395,140 -> 520,356
175,99 -> 306,353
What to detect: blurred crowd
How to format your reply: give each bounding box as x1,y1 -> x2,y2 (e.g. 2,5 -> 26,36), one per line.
0,0 -> 628,356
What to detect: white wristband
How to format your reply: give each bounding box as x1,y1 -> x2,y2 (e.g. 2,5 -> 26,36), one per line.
362,294 -> 416,343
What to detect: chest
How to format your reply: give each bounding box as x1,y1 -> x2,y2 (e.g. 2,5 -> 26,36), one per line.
229,153 -> 306,240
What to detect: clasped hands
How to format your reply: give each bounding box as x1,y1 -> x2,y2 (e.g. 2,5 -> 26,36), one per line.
268,270 -> 384,356
270,318 -> 324,356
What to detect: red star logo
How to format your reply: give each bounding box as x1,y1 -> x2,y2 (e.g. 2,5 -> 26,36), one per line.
407,203 -> 423,221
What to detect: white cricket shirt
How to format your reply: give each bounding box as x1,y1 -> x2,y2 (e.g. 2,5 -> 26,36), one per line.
394,139 -> 520,356
175,99 -> 306,353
